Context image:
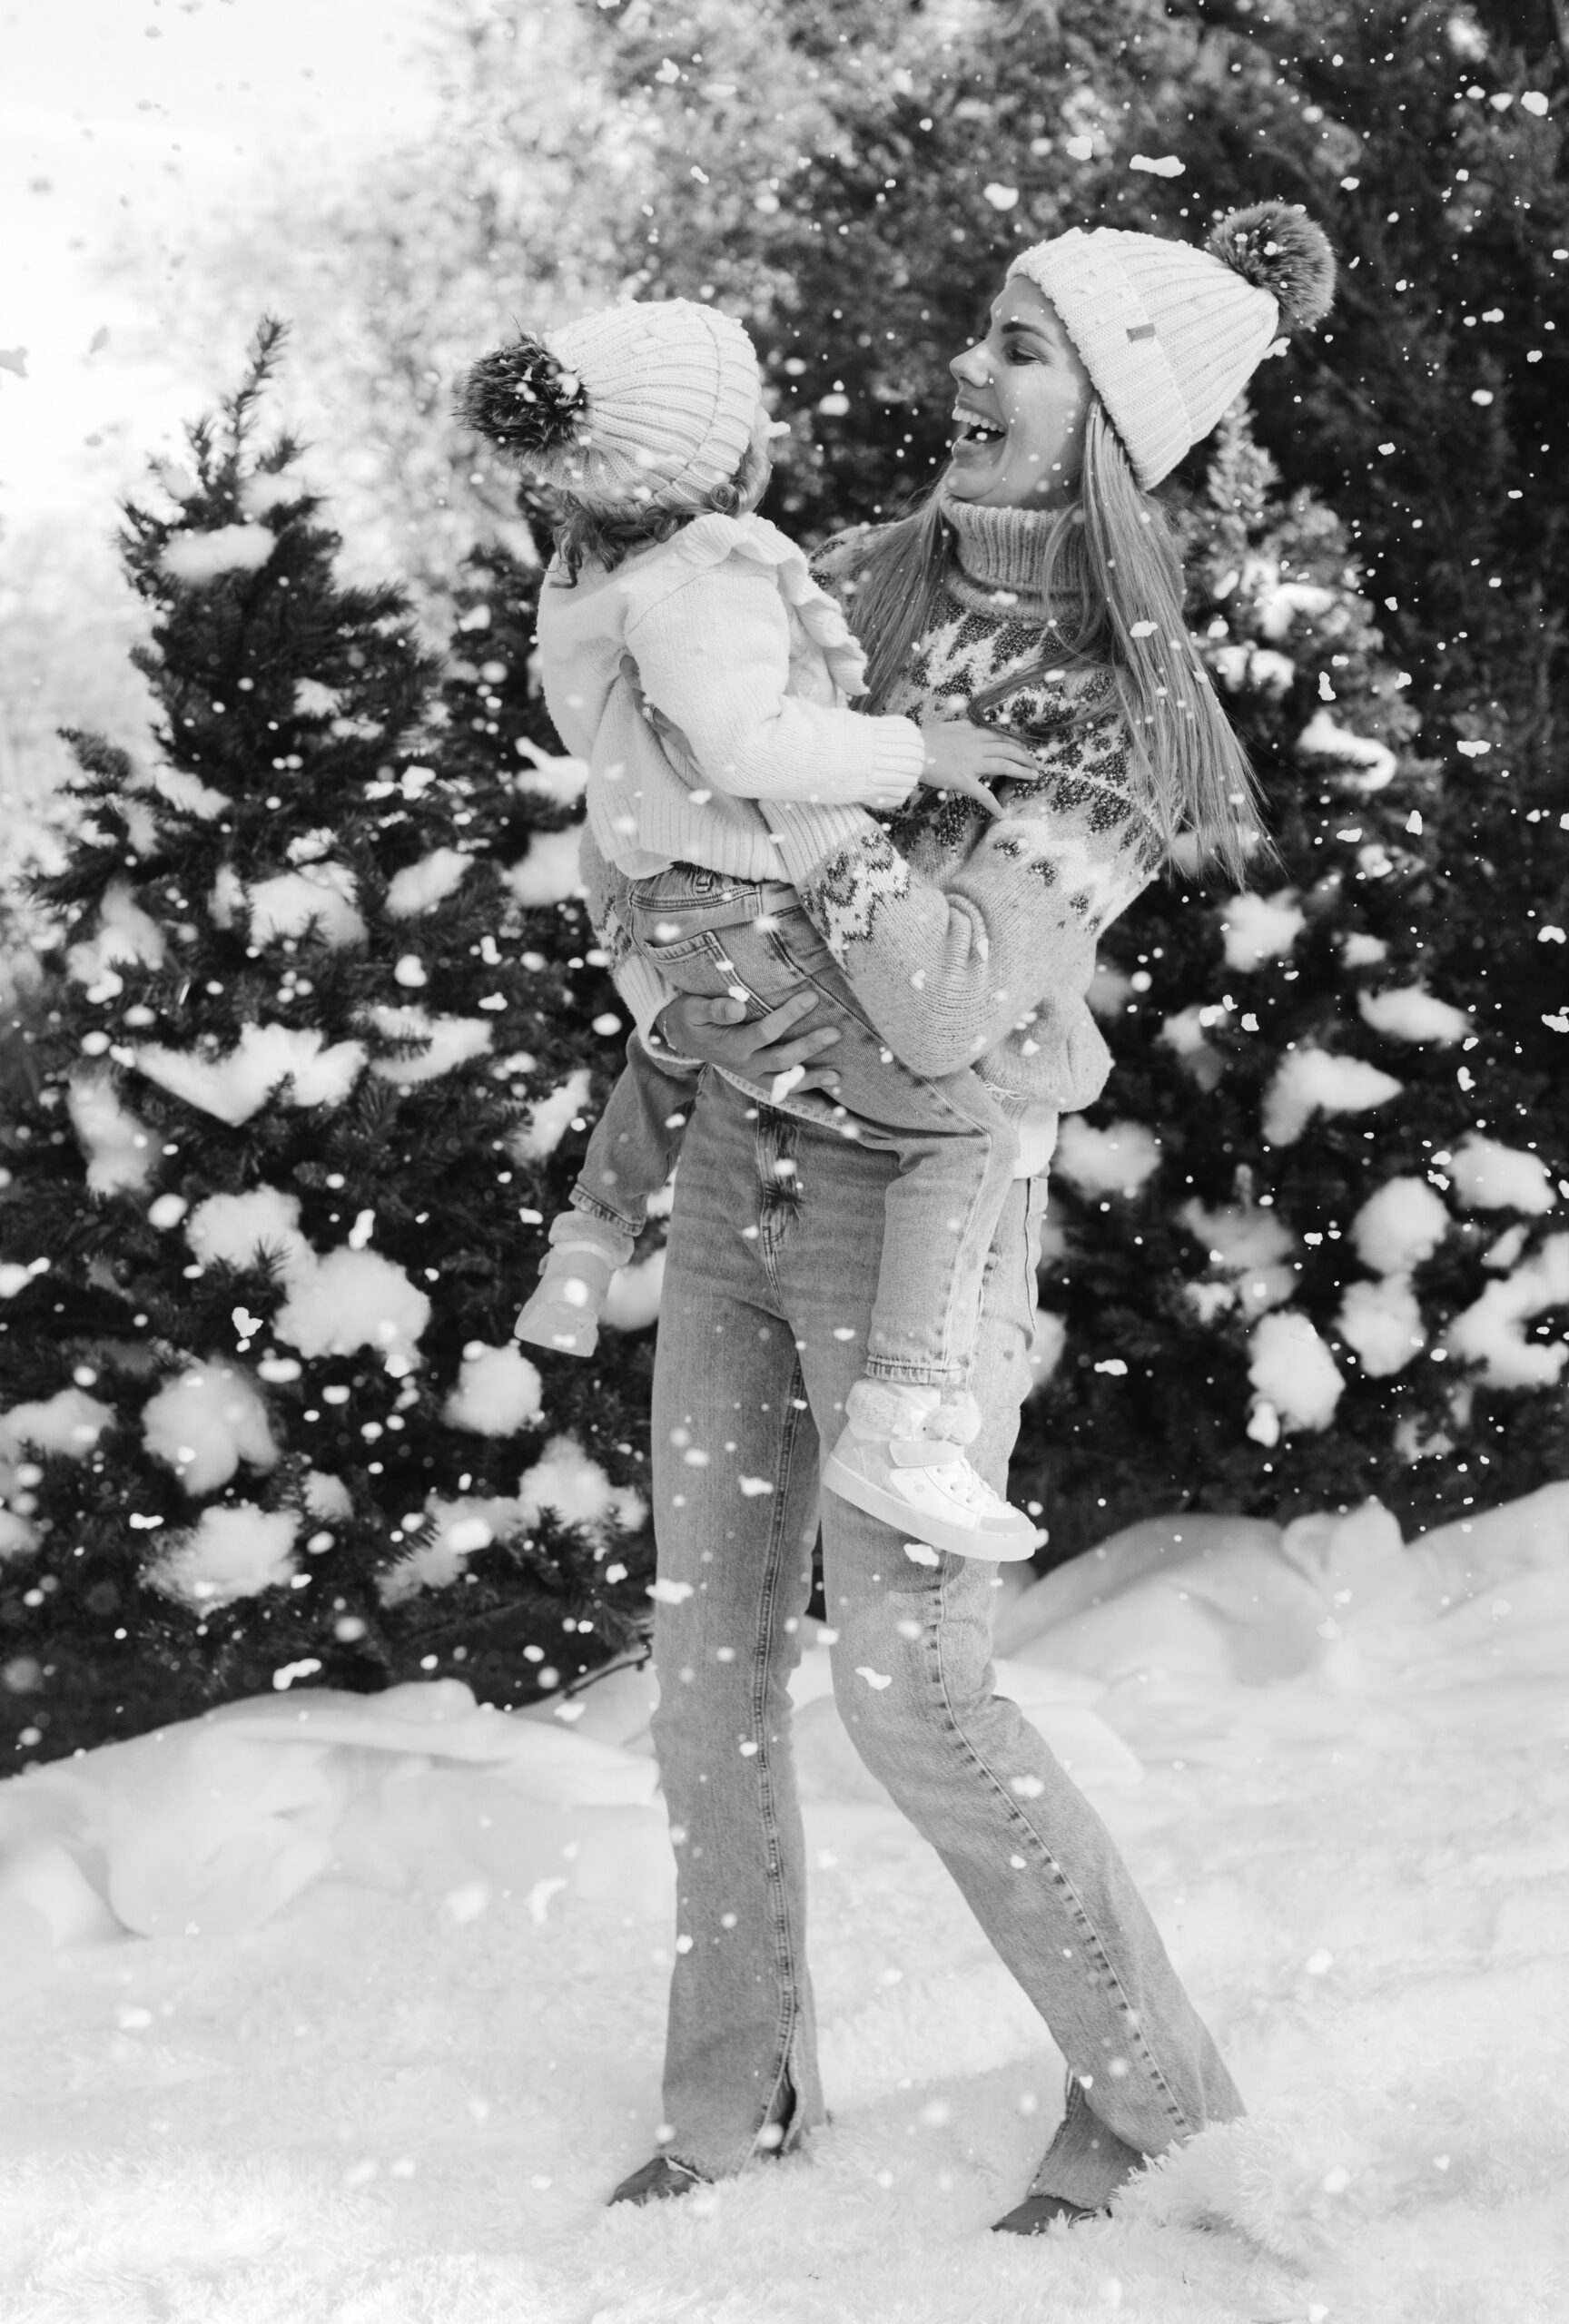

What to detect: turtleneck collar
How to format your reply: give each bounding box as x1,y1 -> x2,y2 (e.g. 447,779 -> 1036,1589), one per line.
936,485 -> 1065,621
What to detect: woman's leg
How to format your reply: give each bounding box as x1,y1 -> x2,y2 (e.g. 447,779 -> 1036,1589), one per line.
765,1137 -> 1244,2213
644,1073 -> 830,2179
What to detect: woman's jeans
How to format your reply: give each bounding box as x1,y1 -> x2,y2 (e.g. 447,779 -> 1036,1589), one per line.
572,864 -> 1018,1390
647,1068 -> 1243,2206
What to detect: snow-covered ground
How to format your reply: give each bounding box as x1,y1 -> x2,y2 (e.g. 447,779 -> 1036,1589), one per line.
3,1486 -> 1567,2323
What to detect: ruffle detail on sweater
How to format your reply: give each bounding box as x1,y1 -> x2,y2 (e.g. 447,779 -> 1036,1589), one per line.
654,512 -> 869,696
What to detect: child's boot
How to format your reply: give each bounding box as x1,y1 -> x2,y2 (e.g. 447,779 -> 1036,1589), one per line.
823,1381 -> 1043,1561
514,1222 -> 632,1359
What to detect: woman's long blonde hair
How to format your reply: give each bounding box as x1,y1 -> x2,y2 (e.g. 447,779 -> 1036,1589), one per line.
847,401 -> 1263,887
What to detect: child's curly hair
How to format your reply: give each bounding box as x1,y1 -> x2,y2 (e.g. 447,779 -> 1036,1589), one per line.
546,435 -> 771,585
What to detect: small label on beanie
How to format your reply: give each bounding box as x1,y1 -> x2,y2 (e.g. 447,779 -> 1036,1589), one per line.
1125,322 -> 1157,342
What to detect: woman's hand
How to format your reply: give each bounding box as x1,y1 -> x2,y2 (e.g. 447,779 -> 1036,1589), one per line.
653,988 -> 843,1101
918,716 -> 1038,819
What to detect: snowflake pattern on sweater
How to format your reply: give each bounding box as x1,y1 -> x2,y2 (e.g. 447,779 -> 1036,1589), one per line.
777,539 -> 1165,1108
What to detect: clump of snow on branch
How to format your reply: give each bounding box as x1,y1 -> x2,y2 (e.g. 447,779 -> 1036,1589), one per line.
1261,1048 -> 1403,1147
1219,890 -> 1304,972
1297,708 -> 1396,791
1337,1177 -> 1451,1376
0,1389 -> 113,1558
1211,642 -> 1296,696
0,1388 -> 113,1465
150,1504 -> 301,1607
367,1006 -> 493,1088
503,827 -> 586,907
1054,1117 -> 1161,1198
513,739 -> 589,808
273,1249 -> 431,1367
245,864 -> 366,950
1350,1177 -> 1450,1276
151,458 -> 199,502
382,1498 -> 506,1600
1247,1309 -> 1344,1438
1444,1233 -> 1569,1388
302,1470 -> 352,1520
292,678 -> 340,720
185,1187 -> 313,1280
65,879 -> 167,986
137,764 -> 230,822
66,1073 -> 155,1195
443,1344 -> 544,1436
1179,1197 -> 1297,1319
602,1249 -> 666,1334
160,526 -> 276,586
239,469 -> 304,518
142,1362 -> 279,1494
1357,985 -> 1472,1045
133,1024 -> 367,1126
1257,576 -> 1336,638
384,849 -> 473,919
518,1434 -> 646,1539
512,1067 -> 593,1161
386,1437 -> 644,1604
1446,1134 -> 1556,1215
1337,1276 -> 1427,1375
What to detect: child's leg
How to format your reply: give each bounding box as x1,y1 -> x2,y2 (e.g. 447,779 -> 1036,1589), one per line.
826,1098 -> 1041,1564
634,890 -> 1041,1560
516,1033 -> 695,1359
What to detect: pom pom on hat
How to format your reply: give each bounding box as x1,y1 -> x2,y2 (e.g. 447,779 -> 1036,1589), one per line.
1206,202 -> 1337,332
457,334 -> 589,456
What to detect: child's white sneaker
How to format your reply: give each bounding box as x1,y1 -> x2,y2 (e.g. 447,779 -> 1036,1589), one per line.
822,1381 -> 1043,1562
515,1242 -> 619,1359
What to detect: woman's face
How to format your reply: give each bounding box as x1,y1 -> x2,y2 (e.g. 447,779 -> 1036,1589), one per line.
945,276 -> 1091,511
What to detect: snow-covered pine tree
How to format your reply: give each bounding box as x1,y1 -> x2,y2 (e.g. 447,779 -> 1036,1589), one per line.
1014,401 -> 1568,1556
0,325 -> 651,1771
427,526 -> 670,1644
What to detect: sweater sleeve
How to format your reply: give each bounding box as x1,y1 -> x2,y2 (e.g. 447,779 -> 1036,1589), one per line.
764,704 -> 1164,1081
624,557 -> 925,812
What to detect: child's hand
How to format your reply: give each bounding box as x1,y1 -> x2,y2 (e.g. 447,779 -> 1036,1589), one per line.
917,717 -> 1038,819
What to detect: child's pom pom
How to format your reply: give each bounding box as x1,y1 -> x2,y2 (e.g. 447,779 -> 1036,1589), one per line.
1207,203 -> 1336,331
456,334 -> 589,456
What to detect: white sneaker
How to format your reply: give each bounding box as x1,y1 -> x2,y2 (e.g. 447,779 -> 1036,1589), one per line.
823,1426 -> 1043,1561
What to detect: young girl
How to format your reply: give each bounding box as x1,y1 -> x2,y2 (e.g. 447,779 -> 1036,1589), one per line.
459,298 -> 1047,1561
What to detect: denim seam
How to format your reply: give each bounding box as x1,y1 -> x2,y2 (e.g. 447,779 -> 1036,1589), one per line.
924,1561 -> 1197,2141
733,1361 -> 809,2171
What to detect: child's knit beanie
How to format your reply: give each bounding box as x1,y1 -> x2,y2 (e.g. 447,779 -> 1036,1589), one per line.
459,299 -> 760,512
1007,202 -> 1336,487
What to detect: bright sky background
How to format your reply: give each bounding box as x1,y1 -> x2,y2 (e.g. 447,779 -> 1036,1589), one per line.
0,0 -> 439,534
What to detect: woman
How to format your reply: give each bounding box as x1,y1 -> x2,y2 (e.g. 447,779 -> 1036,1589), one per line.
594,205 -> 1335,2231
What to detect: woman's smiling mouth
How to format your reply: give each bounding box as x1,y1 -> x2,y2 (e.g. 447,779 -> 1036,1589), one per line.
951,405 -> 1007,458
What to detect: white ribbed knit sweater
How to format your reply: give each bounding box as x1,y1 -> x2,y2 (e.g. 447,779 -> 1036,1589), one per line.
536,511 -> 927,881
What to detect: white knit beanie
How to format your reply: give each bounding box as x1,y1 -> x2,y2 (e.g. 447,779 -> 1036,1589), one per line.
1008,203 -> 1336,488
459,299 -> 761,512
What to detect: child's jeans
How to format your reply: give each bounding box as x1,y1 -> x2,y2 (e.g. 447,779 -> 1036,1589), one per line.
568,865 -> 1017,1393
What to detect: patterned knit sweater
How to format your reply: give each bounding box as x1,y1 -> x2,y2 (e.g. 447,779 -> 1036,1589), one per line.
586,492 -> 1166,1115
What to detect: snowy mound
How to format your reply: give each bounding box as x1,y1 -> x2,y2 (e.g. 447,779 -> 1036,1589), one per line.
4,1486 -> 1568,2322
